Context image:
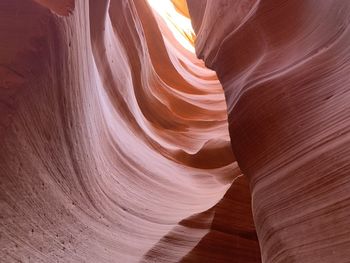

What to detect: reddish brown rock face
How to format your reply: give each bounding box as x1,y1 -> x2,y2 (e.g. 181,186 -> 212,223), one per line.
1,0 -> 349,262
0,0 -> 259,262
188,0 -> 350,262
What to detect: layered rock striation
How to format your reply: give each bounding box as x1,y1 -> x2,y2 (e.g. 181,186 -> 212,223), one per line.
2,0 -> 348,262
0,0 -> 259,262
188,0 -> 350,262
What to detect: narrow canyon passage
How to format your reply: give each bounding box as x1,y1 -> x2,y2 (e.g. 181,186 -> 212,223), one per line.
1,0 -> 350,263
1,0 -> 259,262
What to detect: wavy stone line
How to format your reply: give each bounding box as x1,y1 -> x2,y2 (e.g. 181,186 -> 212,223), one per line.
188,0 -> 350,262
0,0 -> 259,262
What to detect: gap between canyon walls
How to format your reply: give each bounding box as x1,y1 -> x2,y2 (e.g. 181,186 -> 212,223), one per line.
140,0 -> 262,262
0,0 -> 261,263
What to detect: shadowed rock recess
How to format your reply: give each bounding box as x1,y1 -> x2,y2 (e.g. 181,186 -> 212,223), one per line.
0,0 -> 349,262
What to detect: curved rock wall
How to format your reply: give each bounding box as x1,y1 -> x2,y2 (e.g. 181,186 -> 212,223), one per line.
0,0 -> 260,262
188,0 -> 350,262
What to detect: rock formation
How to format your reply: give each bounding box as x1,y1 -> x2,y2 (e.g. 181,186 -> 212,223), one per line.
0,0 -> 259,262
1,0 -> 349,262
188,0 -> 350,262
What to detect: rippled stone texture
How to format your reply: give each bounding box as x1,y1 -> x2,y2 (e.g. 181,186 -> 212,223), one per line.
0,0 -> 260,262
3,0 -> 347,262
188,0 -> 350,262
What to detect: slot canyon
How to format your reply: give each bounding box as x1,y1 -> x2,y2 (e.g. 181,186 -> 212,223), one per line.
1,0 -> 350,262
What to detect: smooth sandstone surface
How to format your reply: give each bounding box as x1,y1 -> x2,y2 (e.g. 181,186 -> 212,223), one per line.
1,0 -> 349,262
188,0 -> 350,262
0,0 -> 259,262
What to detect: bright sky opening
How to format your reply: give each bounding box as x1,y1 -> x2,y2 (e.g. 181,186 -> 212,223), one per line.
147,0 -> 196,53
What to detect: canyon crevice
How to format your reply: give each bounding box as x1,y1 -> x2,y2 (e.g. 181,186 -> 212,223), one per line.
1,0 -> 349,262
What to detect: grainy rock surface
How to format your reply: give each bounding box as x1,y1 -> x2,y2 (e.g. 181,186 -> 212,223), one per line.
188,0 -> 350,262
2,0 -> 349,262
0,0 -> 259,262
